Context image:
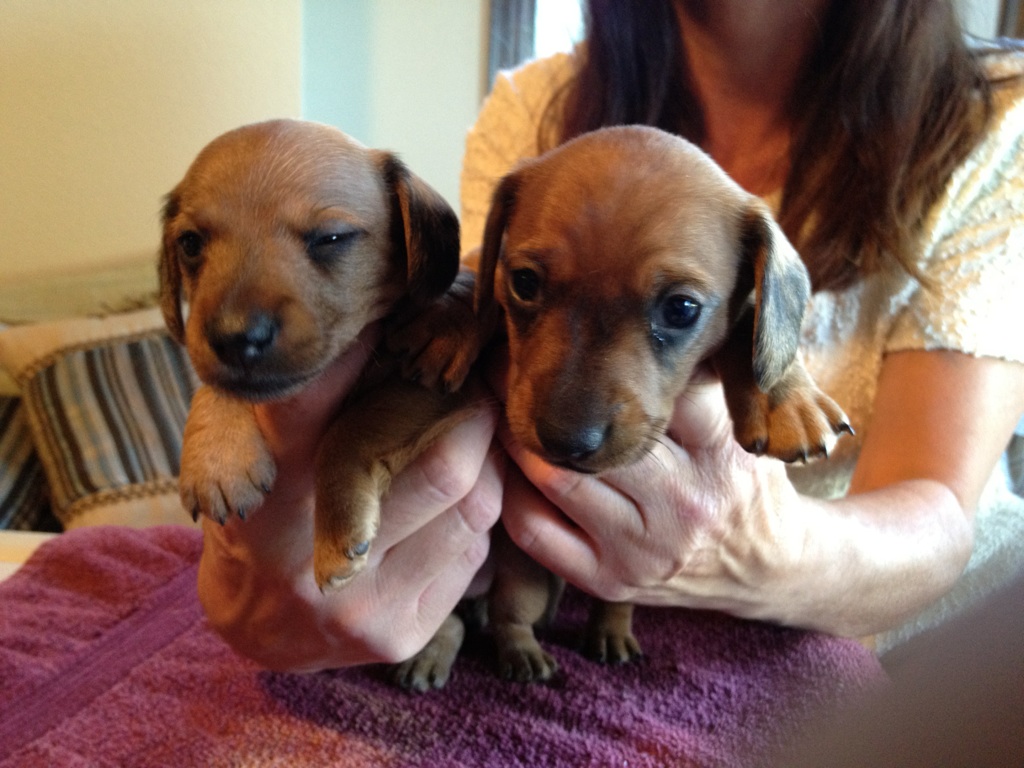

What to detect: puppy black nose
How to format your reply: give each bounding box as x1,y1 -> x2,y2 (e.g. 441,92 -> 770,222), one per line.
208,311 -> 280,369
536,421 -> 609,464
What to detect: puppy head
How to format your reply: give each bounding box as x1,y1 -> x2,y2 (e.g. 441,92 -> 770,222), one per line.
159,119 -> 458,400
478,125 -> 810,472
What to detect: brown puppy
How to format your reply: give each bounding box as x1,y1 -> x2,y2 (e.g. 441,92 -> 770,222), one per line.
159,119 -> 475,596
467,125 -> 851,681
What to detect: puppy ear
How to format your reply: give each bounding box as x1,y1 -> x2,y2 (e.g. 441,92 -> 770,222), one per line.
474,171 -> 520,321
740,204 -> 811,392
158,193 -> 186,343
379,154 -> 460,304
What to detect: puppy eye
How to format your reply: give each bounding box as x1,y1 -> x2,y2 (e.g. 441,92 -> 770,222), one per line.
661,294 -> 701,329
176,231 -> 204,270
306,229 -> 361,266
510,268 -> 541,302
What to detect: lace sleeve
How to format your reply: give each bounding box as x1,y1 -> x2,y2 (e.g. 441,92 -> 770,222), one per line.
459,53 -> 575,259
888,74 -> 1024,363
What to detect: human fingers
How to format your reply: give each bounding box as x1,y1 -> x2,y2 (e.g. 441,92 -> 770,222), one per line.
376,442 -> 504,630
255,322 -> 382,466
499,409 -> 727,605
374,398 -> 501,551
310,434 -> 503,666
499,459 -> 605,587
664,364 -> 735,451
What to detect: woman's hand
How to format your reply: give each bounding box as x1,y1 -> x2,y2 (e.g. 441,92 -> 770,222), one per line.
197,324 -> 504,672
498,365 -> 805,620
497,351 -> 985,637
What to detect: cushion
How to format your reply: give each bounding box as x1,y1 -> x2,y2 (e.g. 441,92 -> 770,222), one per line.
0,397 -> 59,531
0,308 -> 198,529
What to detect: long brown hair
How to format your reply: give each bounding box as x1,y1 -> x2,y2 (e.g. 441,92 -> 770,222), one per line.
543,0 -> 1002,291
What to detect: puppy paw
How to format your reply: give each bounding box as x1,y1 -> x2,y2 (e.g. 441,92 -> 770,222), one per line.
494,623 -> 558,683
392,613 -> 465,692
581,600 -> 642,665
581,624 -> 643,665
386,271 -> 484,392
179,387 -> 275,524
313,536 -> 374,590
732,363 -> 852,463
313,493 -> 379,590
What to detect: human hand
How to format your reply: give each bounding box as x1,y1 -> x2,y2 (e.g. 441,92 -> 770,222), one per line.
497,361 -> 804,621
197,323 -> 504,672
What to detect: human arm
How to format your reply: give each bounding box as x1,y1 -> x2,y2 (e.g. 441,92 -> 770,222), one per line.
196,326 -> 503,673
499,349 -> 1024,637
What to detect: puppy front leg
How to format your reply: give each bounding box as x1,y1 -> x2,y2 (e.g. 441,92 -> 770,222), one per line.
713,311 -> 852,463
385,270 -> 492,392
179,385 -> 276,523
313,379 -> 472,590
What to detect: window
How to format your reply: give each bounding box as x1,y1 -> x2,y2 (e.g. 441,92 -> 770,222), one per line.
486,0 -> 582,88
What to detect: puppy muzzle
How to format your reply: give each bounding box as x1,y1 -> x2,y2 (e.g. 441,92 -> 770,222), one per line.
201,309 -> 317,401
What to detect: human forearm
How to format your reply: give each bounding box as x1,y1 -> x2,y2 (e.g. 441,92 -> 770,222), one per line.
739,478 -> 972,637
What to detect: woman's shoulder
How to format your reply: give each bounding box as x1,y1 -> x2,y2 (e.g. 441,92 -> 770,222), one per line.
499,48 -> 579,94
485,49 -> 580,126
926,45 -> 1024,236
466,49 -> 581,165
980,44 -> 1024,136
979,42 -> 1024,80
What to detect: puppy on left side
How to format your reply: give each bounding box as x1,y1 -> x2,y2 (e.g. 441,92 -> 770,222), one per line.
159,119 -> 479,591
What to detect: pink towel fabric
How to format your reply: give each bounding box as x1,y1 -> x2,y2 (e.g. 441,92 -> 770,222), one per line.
0,526 -> 884,767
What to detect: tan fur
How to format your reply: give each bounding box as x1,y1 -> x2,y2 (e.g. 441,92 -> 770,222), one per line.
159,119 -> 476,603
467,126 -> 851,681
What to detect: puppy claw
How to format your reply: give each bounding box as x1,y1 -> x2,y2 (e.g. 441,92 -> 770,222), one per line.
179,388 -> 277,526
314,545 -> 370,591
745,438 -> 767,455
346,540 -> 371,559
499,649 -> 558,683
583,633 -> 643,665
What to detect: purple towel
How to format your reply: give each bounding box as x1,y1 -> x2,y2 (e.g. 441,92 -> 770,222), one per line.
0,526 -> 884,767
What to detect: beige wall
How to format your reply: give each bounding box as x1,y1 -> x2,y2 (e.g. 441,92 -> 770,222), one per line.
0,1 -> 487,286
303,0 -> 488,209
1,1 -> 302,281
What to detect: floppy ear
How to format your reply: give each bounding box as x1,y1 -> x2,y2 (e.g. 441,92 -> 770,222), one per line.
739,204 -> 811,392
379,154 -> 460,305
474,171 -> 520,323
158,193 -> 186,344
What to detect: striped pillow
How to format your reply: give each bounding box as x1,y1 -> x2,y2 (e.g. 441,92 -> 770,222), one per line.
0,397 -> 58,531
0,308 -> 198,529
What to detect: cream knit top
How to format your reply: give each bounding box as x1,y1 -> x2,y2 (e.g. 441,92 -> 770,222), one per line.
459,49 -> 1024,650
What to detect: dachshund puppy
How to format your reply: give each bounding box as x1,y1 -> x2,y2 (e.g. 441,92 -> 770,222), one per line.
403,125 -> 852,682
159,119 -> 476,598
